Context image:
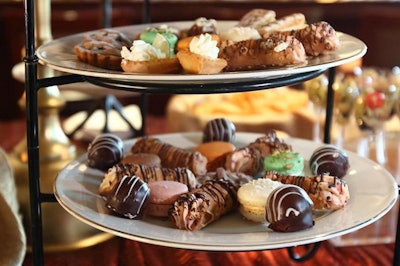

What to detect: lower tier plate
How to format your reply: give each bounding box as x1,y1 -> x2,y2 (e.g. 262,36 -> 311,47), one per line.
54,132 -> 398,251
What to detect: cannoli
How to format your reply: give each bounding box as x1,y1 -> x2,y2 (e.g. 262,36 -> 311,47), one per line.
263,170 -> 350,210
168,179 -> 238,230
99,163 -> 198,196
224,131 -> 292,176
130,137 -> 208,175
265,21 -> 340,56
219,34 -> 307,71
247,130 -> 292,157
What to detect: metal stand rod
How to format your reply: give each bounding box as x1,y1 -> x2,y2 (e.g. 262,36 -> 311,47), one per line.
287,242 -> 321,262
324,67 -> 336,144
24,0 -> 44,264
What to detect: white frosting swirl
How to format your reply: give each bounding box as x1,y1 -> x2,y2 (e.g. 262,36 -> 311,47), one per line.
189,33 -> 219,59
194,17 -> 217,29
121,40 -> 166,62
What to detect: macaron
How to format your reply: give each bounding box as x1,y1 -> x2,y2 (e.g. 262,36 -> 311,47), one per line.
147,181 -> 188,218
237,178 -> 282,223
195,141 -> 236,162
264,151 -> 304,176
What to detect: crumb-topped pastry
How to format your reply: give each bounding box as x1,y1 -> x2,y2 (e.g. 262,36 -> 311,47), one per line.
74,29 -> 132,70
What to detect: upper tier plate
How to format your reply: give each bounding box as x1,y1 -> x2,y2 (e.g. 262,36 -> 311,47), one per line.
54,132 -> 397,251
36,21 -> 367,85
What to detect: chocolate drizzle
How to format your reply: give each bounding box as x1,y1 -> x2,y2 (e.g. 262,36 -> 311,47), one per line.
131,137 -> 208,175
110,163 -> 198,191
168,180 -> 238,231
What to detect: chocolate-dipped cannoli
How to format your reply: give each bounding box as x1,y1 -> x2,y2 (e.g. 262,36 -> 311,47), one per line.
263,21 -> 340,56
130,137 -> 208,175
224,130 -> 292,176
263,170 -> 350,210
99,163 -> 198,196
168,180 -> 238,231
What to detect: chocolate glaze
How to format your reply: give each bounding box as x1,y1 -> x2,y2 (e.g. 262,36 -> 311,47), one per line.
265,185 -> 314,232
87,133 -> 124,171
203,118 -> 236,143
105,175 -> 150,219
309,145 -> 350,178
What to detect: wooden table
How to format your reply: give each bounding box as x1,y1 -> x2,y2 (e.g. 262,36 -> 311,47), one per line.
0,116 -> 397,266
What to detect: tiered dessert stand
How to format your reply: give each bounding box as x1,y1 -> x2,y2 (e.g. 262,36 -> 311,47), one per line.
22,0 -> 399,265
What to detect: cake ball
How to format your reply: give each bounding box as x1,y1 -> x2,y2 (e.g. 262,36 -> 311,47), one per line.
265,185 -> 314,232
87,133 -> 124,171
203,118 -> 236,143
105,175 -> 150,219
309,144 -> 350,178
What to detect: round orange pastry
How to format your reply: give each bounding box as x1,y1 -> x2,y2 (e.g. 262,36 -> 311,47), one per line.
195,141 -> 235,162
177,34 -> 220,52
176,33 -> 227,74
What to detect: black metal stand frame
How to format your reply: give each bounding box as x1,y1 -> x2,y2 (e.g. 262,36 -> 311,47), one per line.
23,0 -> 400,265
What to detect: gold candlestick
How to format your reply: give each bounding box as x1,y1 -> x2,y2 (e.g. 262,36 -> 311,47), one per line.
9,0 -> 112,251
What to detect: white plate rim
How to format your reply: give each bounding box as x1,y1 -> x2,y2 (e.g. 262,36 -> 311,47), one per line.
54,132 -> 398,251
37,21 -> 367,85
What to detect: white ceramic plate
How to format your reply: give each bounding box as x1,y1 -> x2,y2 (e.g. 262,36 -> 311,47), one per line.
54,132 -> 398,251
37,21 -> 367,85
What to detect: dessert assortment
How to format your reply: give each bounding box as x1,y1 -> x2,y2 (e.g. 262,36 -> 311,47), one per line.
74,9 -> 341,74
71,7 -> 351,238
89,116 -> 351,234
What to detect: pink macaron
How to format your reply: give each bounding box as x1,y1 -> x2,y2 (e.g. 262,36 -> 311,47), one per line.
147,181 -> 189,218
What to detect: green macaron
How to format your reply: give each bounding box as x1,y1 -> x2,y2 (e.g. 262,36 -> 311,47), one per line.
264,150 -> 304,176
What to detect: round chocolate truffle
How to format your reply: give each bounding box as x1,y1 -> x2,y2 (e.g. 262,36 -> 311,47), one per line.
87,133 -> 124,171
309,145 -> 350,178
203,118 -> 236,143
265,185 -> 314,232
105,175 -> 150,219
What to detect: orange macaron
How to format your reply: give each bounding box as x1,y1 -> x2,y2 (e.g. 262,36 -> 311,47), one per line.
195,141 -> 236,162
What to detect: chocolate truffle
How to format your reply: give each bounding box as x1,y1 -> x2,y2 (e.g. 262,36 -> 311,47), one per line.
87,133 -> 124,171
203,118 -> 236,143
265,185 -> 314,232
309,145 -> 350,178
105,175 -> 150,219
